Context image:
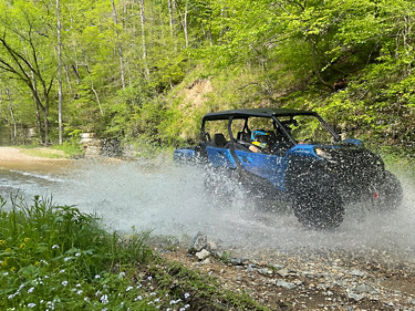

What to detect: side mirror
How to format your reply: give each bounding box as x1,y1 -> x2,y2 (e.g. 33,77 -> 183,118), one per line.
342,138 -> 363,146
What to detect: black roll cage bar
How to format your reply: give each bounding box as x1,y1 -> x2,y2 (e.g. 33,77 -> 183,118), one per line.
201,112 -> 340,145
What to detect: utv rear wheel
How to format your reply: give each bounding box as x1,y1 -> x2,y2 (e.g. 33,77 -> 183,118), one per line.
293,188 -> 344,230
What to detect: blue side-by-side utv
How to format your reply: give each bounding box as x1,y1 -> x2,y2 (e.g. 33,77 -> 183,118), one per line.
174,108 -> 402,229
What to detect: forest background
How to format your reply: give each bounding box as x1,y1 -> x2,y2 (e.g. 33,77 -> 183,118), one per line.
0,0 -> 414,154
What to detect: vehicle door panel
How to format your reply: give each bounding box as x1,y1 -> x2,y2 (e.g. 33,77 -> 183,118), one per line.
235,149 -> 287,190
206,146 -> 236,168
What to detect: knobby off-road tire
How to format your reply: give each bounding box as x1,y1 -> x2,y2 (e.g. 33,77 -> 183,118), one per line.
293,192 -> 344,230
372,170 -> 403,211
291,176 -> 344,230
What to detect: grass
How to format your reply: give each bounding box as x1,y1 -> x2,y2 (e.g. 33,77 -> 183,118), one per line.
0,196 -> 272,311
372,145 -> 415,179
51,141 -> 83,158
16,141 -> 83,159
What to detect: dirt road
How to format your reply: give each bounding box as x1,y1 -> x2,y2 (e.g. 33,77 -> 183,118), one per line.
0,146 -> 72,172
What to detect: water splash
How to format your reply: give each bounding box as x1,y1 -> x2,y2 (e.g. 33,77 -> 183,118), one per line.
1,160 -> 415,257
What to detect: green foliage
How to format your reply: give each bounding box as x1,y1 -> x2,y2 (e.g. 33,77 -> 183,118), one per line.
0,196 -> 155,310
0,196 -> 273,310
1,0 -> 415,153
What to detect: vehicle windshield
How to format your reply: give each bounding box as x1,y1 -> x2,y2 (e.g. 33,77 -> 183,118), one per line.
277,115 -> 336,145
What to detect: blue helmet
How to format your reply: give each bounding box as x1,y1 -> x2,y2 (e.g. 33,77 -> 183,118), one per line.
251,130 -> 270,149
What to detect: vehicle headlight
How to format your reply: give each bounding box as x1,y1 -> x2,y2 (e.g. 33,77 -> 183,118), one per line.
315,148 -> 333,161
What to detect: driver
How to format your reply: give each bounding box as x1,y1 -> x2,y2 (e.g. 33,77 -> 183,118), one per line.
249,130 -> 272,153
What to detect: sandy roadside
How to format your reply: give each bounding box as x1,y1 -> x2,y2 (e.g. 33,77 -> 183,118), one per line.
0,146 -> 73,173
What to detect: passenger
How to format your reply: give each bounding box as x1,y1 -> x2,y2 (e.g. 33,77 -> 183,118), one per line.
249,130 -> 272,153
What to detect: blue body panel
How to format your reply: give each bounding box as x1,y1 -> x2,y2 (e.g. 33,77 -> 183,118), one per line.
234,149 -> 288,190
175,144 -> 336,192
206,146 -> 236,168
174,148 -> 196,162
205,144 -> 323,191
343,138 -> 363,146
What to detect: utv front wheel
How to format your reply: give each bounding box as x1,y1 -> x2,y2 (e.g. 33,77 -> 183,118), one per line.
372,170 -> 403,210
293,190 -> 344,230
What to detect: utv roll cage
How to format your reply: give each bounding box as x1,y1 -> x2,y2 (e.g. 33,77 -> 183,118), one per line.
201,108 -> 341,146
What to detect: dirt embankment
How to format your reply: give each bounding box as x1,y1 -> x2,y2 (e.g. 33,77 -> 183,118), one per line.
0,147 -> 73,173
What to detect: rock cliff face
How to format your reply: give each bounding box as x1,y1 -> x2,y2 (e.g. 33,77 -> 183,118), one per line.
80,133 -> 102,157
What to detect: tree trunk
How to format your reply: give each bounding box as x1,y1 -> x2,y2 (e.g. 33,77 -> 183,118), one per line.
56,0 -> 63,145
183,0 -> 189,48
43,98 -> 49,145
168,0 -> 174,38
91,81 -> 104,116
31,72 -> 44,144
8,105 -> 17,144
111,0 -> 126,89
4,89 -> 17,144
138,0 -> 150,79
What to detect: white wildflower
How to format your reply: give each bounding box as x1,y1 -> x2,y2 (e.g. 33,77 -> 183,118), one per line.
95,290 -> 102,297
63,257 -> 72,262
184,304 -> 190,309
179,308 -> 185,311
154,298 -> 160,303
148,301 -> 154,305
77,290 -> 83,295
75,252 -> 81,257
40,259 -> 49,265
95,274 -> 101,279
46,301 -> 55,310
51,245 -> 59,249
40,300 -> 44,303
136,284 -> 142,289
134,295 -> 142,301
118,271 -> 126,278
27,303 -> 36,308
150,292 -> 156,296
18,284 -> 25,291
3,272 -> 9,276
126,286 -> 133,292
184,292 -> 190,299
166,309 -> 172,311
84,297 -> 90,302
61,280 -> 68,287
76,283 -> 81,287
59,269 -> 65,274
27,287 -> 35,294
8,294 -> 14,300
100,294 -> 109,304
102,309 -> 108,311
147,276 -> 152,281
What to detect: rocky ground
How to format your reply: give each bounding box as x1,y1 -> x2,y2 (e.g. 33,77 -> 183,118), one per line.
155,233 -> 415,311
